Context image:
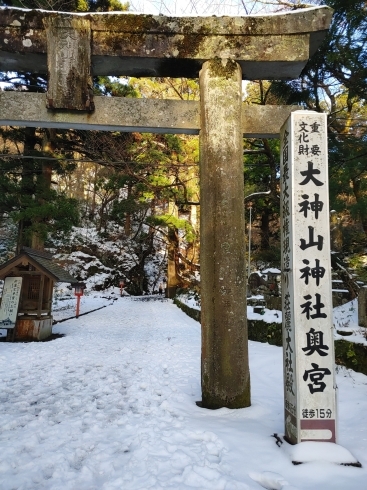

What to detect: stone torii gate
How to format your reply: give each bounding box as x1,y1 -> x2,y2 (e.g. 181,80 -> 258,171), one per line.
0,6 -> 333,409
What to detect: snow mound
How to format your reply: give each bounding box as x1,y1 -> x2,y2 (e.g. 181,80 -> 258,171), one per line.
286,441 -> 360,466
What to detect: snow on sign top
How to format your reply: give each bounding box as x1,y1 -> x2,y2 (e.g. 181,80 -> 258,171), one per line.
262,268 -> 281,274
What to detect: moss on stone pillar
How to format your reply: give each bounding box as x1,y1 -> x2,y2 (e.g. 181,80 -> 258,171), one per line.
199,59 -> 250,409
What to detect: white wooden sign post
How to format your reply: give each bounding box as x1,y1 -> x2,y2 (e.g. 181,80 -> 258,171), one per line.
0,277 -> 23,329
280,111 -> 337,444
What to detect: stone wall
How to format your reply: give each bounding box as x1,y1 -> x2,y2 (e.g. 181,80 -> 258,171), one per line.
174,298 -> 367,376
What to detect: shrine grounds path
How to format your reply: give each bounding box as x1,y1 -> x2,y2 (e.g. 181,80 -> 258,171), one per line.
0,296 -> 366,489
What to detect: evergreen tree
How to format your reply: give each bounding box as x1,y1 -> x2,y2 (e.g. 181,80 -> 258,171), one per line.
242,80 -> 282,265
0,0 -> 129,251
266,0 -> 367,250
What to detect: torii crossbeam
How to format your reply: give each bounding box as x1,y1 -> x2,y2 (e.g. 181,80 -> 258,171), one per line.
0,6 -> 333,409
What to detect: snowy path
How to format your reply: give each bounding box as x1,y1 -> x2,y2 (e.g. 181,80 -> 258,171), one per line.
0,298 -> 366,489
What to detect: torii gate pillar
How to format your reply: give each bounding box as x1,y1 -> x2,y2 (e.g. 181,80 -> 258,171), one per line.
200,60 -> 249,408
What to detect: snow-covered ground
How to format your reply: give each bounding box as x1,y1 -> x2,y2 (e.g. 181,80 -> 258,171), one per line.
0,295 -> 366,489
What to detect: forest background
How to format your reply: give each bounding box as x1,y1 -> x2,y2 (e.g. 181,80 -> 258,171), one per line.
0,0 -> 366,295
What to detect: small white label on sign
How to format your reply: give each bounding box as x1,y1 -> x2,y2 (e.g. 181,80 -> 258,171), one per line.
300,429 -> 333,440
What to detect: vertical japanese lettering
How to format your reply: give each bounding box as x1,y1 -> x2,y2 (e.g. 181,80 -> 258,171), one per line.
281,113 -> 336,443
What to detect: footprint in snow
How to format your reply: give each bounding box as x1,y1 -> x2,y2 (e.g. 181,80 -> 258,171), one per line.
249,471 -> 297,490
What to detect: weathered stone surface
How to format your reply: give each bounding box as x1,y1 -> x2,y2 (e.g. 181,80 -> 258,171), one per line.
0,6 -> 333,79
200,59 -> 250,409
43,16 -> 93,111
0,92 -> 300,136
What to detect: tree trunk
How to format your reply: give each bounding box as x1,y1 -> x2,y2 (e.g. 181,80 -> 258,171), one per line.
124,182 -> 133,237
88,163 -> 98,220
17,127 -> 38,252
352,178 -> 367,237
260,207 -> 271,250
167,200 -> 181,298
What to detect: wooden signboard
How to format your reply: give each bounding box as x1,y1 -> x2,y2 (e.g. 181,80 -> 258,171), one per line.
0,277 -> 23,329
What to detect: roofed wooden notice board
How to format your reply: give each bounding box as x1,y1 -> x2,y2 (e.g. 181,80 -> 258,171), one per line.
0,277 -> 22,329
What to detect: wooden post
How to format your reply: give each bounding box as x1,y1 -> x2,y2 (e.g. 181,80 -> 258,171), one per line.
47,280 -> 54,315
37,275 -> 45,318
76,295 -> 81,318
43,16 -> 94,111
280,111 -> 336,445
199,59 -> 250,409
